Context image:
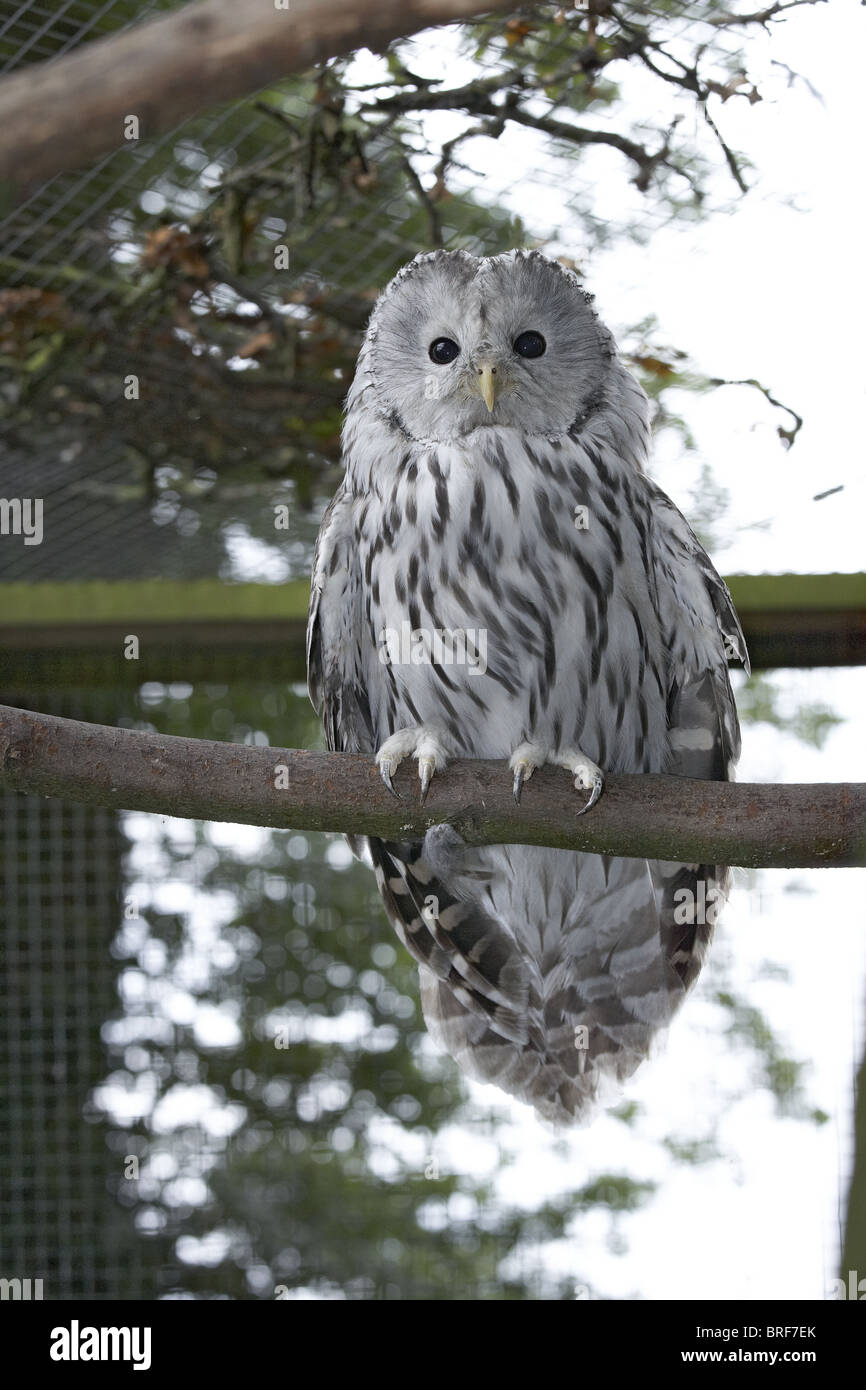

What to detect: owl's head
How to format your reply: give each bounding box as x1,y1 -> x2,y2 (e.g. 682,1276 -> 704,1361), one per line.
361,248 -> 615,441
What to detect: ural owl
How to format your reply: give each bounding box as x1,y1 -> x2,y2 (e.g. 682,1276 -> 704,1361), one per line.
307,249 -> 747,1124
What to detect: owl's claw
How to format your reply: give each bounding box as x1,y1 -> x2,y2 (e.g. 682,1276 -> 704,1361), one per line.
509,744 -> 544,805
512,761 -> 533,804
418,756 -> 435,805
376,726 -> 449,805
574,769 -> 604,816
563,750 -> 605,815
379,762 -> 401,799
509,743 -> 604,814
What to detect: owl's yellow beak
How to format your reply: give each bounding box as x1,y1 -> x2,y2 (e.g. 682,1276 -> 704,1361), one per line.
475,361 -> 498,413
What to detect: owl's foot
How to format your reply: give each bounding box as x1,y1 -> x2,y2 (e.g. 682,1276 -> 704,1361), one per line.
509,742 -> 547,804
509,742 -> 604,815
376,726 -> 450,804
556,748 -> 605,814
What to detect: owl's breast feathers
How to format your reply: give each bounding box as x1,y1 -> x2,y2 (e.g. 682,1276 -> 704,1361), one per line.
307,406 -> 747,1124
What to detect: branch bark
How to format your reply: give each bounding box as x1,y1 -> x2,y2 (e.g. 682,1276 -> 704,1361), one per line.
1,705 -> 864,868
0,0 -> 516,192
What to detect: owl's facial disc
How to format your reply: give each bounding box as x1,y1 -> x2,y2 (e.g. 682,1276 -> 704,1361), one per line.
368,250 -> 612,441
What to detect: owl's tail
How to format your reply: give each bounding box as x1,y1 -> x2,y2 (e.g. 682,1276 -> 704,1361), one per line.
417,846 -> 727,1126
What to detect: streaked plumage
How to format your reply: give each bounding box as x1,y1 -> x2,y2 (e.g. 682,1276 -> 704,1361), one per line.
307,249 -> 747,1123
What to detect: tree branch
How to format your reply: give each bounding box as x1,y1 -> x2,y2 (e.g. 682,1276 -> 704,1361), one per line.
708,375 -> 804,447
706,1 -> 825,28
360,68 -> 528,115
361,62 -> 678,192
0,0 -> 517,193
1,706 -> 863,869
484,102 -> 682,192
401,156 -> 444,246
699,98 -> 750,195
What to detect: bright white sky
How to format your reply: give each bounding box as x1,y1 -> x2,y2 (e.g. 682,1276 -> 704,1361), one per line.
586,0 -> 866,579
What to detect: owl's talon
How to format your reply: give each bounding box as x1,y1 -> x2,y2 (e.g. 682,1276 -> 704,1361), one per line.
510,744 -> 604,814
376,727 -> 449,805
379,763 -> 401,798
512,762 -> 532,804
563,749 -> 604,815
508,744 -> 543,806
418,756 -> 435,804
574,771 -> 604,816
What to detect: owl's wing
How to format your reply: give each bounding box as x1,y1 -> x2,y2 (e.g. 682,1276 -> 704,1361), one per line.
641,478 -> 749,993
307,482 -> 372,757
642,477 -> 749,781
307,483 -> 376,866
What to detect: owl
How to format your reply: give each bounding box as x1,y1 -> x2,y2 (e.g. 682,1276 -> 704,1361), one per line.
307,249 -> 748,1124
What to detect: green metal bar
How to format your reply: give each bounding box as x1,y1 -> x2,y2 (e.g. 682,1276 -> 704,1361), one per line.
0,576 -> 863,681
0,574 -> 863,626
0,578 -> 311,624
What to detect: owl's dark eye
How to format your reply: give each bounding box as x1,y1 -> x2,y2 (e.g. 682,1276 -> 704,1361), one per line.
513,331 -> 546,359
428,337 -> 460,365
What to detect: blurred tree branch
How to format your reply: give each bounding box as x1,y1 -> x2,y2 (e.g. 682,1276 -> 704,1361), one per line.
0,0 -> 518,193
356,0 -> 826,198
359,58 -> 698,194
1,704 -> 863,868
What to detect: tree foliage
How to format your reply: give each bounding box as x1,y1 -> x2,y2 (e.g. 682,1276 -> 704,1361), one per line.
0,1 -> 817,581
